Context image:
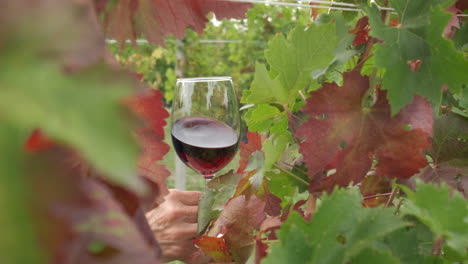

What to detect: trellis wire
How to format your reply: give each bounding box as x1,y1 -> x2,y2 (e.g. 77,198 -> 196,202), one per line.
224,0 -> 468,17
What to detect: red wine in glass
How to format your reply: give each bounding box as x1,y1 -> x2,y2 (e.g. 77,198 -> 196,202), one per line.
172,116 -> 239,178
171,76 -> 240,181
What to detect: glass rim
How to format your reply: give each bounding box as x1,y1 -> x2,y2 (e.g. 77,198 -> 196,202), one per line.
176,76 -> 232,82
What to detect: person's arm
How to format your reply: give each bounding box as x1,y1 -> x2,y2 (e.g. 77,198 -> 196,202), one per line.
146,189 -> 200,263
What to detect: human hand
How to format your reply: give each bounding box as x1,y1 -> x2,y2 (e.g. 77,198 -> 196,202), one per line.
146,189 -> 201,263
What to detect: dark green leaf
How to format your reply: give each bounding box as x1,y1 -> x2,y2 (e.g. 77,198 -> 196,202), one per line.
0,123 -> 46,264
366,1 -> 468,114
401,182 -> 468,256
349,248 -> 399,264
263,188 -> 407,264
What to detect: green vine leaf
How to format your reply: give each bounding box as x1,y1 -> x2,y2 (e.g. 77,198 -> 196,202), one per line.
349,248 -> 399,264
365,0 -> 468,115
382,218 -> 440,264
401,182 -> 468,257
242,62 -> 287,105
265,23 -> 337,105
0,123 -> 46,264
263,188 -> 406,264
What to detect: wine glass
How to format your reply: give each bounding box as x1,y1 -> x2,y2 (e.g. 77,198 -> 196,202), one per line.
171,76 -> 240,180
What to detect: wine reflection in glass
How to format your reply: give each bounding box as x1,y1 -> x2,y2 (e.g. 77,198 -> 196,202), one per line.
171,77 -> 240,180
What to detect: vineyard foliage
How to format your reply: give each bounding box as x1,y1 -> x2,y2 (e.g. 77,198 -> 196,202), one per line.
1,0 -> 468,264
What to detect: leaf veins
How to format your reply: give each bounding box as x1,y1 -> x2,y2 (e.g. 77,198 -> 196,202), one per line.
296,71 -> 433,192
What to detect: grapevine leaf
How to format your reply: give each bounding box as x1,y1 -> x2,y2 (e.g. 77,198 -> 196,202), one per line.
401,182 -> 468,256
0,123 -> 46,264
245,151 -> 266,190
266,169 -> 304,208
198,171 -> 243,233
236,153 -> 282,216
263,132 -> 292,171
417,164 -> 468,198
0,0 -> 144,192
98,0 -> 252,47
238,132 -> 263,174
265,24 -> 337,103
242,62 -> 287,105
349,16 -> 370,46
412,113 -> 468,197
193,235 -> 232,263
207,195 -> 266,263
24,129 -> 56,152
348,248 -> 399,264
0,58 -> 144,192
243,104 -> 287,134
23,145 -> 160,264
262,213 -> 311,264
296,71 -> 433,192
360,173 -> 392,208
427,113 -> 468,166
454,86 -> 468,111
453,22 -> 468,50
198,190 -> 217,234
366,1 -> 468,114
126,90 -> 171,203
263,188 -> 406,264
383,219 -> 439,264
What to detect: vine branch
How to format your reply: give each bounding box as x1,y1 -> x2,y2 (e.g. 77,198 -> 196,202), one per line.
384,185 -> 399,208
274,163 -> 310,187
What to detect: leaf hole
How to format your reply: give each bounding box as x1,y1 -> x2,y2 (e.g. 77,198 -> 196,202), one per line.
315,113 -> 328,120
336,234 -> 347,245
327,169 -> 337,176
339,141 -> 347,149
87,241 -> 119,258
403,124 -> 412,131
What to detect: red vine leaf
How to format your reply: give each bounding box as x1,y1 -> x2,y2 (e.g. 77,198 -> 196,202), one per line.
24,129 -> 56,152
238,132 -> 263,174
296,71 -> 433,192
97,0 -> 252,47
206,195 -> 266,263
126,89 -> 170,205
310,2 -> 321,20
412,113 -> 468,198
444,4 -> 462,38
254,239 -> 269,264
416,164 -> 468,198
390,18 -> 400,27
193,235 -> 232,263
235,156 -> 281,217
455,0 -> 468,10
254,216 -> 282,264
349,16 -> 370,46
26,146 -> 160,264
263,189 -> 282,216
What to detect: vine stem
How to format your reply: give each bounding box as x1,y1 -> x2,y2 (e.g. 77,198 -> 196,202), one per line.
274,163 -> 310,187
355,0 -> 389,71
362,192 -> 392,200
384,185 -> 399,208
280,161 -> 308,175
355,37 -> 376,72
394,199 -> 403,215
